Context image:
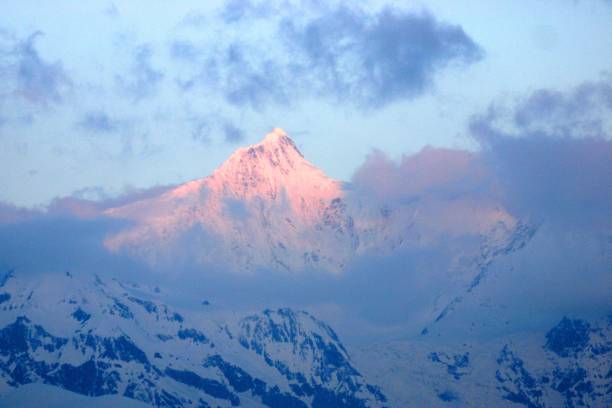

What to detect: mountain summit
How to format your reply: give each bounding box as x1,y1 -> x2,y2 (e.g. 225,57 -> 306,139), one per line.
104,128 -> 521,276
105,129 -> 355,272
205,127 -> 343,222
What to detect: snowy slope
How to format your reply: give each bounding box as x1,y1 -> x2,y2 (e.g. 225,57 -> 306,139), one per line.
1,268 -> 609,407
354,316 -> 612,407
0,271 -> 385,407
0,383 -> 149,408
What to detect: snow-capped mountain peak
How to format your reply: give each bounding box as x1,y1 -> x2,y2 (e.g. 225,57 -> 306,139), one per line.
259,127 -> 300,153
103,129 -> 354,272
206,127 -> 341,220
102,128 -> 521,274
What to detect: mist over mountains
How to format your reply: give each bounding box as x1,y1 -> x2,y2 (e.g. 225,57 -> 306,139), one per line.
1,119 -> 610,331
0,107 -> 611,407
0,4 -> 611,401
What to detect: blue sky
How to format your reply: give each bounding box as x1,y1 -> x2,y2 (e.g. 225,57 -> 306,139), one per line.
1,0 -> 611,206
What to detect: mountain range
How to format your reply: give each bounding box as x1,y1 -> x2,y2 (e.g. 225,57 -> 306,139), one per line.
0,129 -> 609,407
1,269 -> 609,407
103,128 -> 519,276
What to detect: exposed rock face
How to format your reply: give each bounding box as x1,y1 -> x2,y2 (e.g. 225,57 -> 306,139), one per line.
544,317 -> 591,358
495,317 -> 611,408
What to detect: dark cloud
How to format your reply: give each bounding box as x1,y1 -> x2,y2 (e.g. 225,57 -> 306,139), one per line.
116,44 -> 164,101
0,31 -> 71,105
173,4 -> 482,110
478,134 -> 611,226
510,76 -> 612,139
470,77 -> 612,225
281,6 -> 482,108
223,121 -> 245,143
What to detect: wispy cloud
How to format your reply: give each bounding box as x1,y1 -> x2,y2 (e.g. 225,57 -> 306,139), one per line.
116,44 -> 164,101
104,3 -> 119,18
219,0 -> 274,24
170,40 -> 201,61
185,114 -> 245,144
223,121 -> 245,143
76,111 -> 128,133
180,11 -> 208,27
0,31 -> 71,106
190,118 -> 212,144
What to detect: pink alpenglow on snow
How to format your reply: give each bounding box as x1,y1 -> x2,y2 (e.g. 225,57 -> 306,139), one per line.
104,129 -> 518,273
104,128 -> 350,272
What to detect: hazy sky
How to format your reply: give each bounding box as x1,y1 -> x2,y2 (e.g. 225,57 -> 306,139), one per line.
1,0 -> 611,206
